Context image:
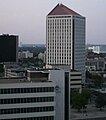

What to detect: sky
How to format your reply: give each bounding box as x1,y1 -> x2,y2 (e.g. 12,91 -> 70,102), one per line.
0,0 -> 106,44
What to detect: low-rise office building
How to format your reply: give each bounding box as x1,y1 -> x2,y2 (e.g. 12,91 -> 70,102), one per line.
0,76 -> 55,120
0,68 -> 70,120
18,51 -> 33,59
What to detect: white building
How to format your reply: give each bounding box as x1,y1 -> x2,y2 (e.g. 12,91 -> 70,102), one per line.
88,45 -> 106,54
0,69 -> 70,120
18,51 -> 33,59
48,69 -> 70,120
46,3 -> 86,82
27,69 -> 70,120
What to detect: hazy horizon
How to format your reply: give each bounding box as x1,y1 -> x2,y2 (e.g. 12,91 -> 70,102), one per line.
0,0 -> 106,44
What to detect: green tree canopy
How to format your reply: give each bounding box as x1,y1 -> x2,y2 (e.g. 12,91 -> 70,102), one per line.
95,95 -> 106,110
0,66 -> 4,73
71,89 -> 91,112
92,75 -> 104,88
82,89 -> 91,101
86,70 -> 92,79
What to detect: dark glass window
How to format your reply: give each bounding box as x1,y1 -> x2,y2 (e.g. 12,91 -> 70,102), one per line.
0,87 -> 54,94
0,97 -> 54,104
0,116 -> 54,120
0,106 -> 54,114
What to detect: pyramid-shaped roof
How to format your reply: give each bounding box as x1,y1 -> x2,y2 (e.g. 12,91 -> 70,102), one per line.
48,3 -> 81,16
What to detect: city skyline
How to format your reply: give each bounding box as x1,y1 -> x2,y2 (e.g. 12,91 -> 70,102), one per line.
0,0 -> 106,44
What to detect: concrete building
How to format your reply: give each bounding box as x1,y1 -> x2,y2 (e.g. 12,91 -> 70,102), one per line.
70,70 -> 82,93
86,57 -> 106,71
46,3 -> 86,82
0,77 -> 55,120
5,68 -> 25,77
27,69 -> 70,120
18,51 -> 33,59
45,64 -> 82,93
0,68 -> 70,120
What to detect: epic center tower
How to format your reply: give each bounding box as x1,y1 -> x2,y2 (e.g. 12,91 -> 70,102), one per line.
46,4 -> 85,82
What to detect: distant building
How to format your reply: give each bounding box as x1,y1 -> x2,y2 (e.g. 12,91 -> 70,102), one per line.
46,3 -> 86,82
18,51 -> 33,59
86,57 -> 106,71
5,68 -> 25,77
88,45 -> 106,54
0,34 -> 18,63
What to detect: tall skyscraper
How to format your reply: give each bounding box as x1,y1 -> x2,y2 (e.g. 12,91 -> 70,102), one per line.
46,3 -> 85,82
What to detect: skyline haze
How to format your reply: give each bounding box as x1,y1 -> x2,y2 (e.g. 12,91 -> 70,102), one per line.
0,0 -> 106,44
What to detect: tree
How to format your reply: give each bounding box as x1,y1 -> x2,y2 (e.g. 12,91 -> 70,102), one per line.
92,74 -> 103,88
71,91 -> 88,112
70,91 -> 79,105
0,66 -> 4,73
71,89 -> 91,112
86,70 -> 92,79
82,89 -> 91,102
95,95 -> 106,110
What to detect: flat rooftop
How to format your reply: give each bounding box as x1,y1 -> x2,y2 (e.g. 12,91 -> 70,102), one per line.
0,77 -> 30,84
0,68 -> 62,84
0,76 -> 51,84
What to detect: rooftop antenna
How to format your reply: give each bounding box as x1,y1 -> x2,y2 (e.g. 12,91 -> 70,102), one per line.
58,0 -> 62,5
59,3 -> 62,6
